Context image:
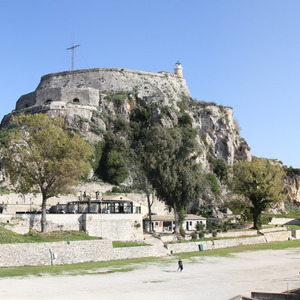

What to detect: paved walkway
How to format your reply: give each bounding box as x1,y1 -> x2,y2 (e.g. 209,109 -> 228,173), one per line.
0,248 -> 300,299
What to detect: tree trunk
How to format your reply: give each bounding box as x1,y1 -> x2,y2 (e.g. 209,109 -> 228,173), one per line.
173,206 -> 181,238
252,211 -> 261,230
41,192 -> 48,233
146,192 -> 152,233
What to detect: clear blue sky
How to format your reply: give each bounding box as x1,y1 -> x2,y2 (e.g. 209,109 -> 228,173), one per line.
1,0 -> 300,167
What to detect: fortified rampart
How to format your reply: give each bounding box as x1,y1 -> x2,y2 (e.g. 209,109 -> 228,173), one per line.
15,68 -> 190,111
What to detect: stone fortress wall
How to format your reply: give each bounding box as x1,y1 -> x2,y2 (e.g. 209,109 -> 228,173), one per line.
15,68 -> 191,111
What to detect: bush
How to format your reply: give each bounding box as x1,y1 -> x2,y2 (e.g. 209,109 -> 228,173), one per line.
111,186 -> 121,193
191,232 -> 198,240
195,222 -> 205,232
205,173 -> 220,195
198,232 -> 205,239
179,113 -> 193,127
213,159 -> 228,181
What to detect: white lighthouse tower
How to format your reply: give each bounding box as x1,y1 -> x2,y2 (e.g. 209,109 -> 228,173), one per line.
174,61 -> 183,78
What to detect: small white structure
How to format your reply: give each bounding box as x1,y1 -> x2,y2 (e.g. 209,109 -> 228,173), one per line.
144,214 -> 206,233
174,61 -> 183,78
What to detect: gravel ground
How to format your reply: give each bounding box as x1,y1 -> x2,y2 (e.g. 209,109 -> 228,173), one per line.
0,248 -> 300,300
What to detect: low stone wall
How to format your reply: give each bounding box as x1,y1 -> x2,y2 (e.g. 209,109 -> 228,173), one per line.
0,240 -> 112,267
216,230 -> 258,238
166,236 -> 267,254
0,240 -> 161,267
111,246 -> 159,260
0,214 -> 83,233
291,229 -> 300,238
259,227 -> 287,233
263,231 -> 291,243
269,218 -> 300,225
160,235 -> 178,243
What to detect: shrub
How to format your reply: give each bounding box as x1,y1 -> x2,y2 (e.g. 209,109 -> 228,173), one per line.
213,159 -> 228,181
198,232 -> 205,239
205,173 -> 220,195
113,117 -> 129,132
113,92 -> 127,107
179,113 -> 193,127
191,232 -> 198,240
195,222 -> 205,232
89,123 -> 104,135
111,186 -> 122,193
234,119 -> 242,133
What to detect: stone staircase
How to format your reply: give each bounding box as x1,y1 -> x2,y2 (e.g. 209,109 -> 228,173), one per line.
143,233 -> 169,256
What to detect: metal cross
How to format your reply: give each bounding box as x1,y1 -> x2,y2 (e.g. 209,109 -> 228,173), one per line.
66,41 -> 80,71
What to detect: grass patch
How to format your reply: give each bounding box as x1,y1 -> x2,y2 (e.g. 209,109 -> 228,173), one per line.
0,187 -> 12,194
0,257 -> 160,278
0,226 -> 99,244
286,225 -> 300,230
112,241 -> 151,248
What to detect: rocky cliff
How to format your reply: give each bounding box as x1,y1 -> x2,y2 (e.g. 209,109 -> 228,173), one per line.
1,67 -> 251,178
284,168 -> 300,203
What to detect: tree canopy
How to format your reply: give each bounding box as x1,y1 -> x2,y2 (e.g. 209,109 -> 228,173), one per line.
143,125 -> 204,236
1,113 -> 92,232
232,157 -> 285,229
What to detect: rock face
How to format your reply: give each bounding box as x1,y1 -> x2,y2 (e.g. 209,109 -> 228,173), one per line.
285,174 -> 300,202
1,67 -> 251,172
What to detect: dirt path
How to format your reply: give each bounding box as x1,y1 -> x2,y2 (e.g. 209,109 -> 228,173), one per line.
0,248 -> 300,299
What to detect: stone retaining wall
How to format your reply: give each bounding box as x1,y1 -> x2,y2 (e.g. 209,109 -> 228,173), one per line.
83,214 -> 143,241
0,240 -> 161,267
216,230 -> 258,238
166,236 -> 267,254
0,240 -> 112,267
263,231 -> 291,243
0,213 -> 143,241
0,229 -> 295,267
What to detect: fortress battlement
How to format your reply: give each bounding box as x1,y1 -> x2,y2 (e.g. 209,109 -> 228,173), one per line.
16,67 -> 190,111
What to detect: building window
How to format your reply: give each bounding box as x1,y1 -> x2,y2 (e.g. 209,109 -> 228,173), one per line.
190,221 -> 192,226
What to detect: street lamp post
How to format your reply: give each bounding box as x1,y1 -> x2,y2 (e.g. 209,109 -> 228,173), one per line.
100,198 -> 103,238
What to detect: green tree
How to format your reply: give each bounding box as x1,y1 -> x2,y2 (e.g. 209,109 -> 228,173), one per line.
144,125 -> 204,237
105,150 -> 129,185
93,133 -> 129,184
212,158 -> 228,181
232,157 -> 285,229
1,113 -> 92,232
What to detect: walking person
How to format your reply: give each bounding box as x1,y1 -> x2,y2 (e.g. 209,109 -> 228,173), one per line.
177,259 -> 183,272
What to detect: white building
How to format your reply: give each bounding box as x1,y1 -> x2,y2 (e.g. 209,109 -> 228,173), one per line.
144,214 -> 206,233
